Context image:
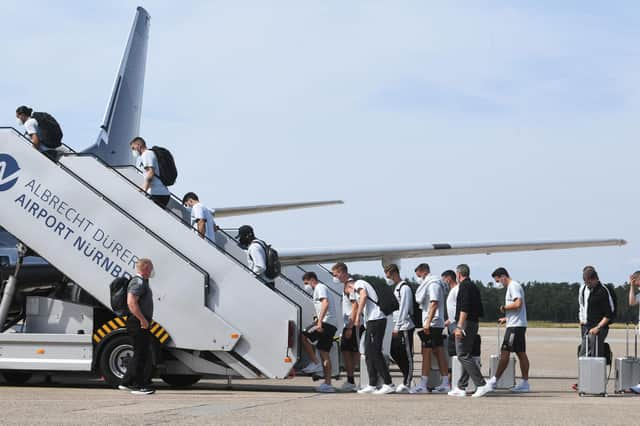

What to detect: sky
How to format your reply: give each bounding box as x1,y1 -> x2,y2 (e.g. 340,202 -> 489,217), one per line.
1,1 -> 639,284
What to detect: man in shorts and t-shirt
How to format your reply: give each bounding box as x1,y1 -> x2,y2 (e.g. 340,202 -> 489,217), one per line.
336,271 -> 363,392
486,267 -> 530,393
411,263 -> 450,393
300,271 -> 338,393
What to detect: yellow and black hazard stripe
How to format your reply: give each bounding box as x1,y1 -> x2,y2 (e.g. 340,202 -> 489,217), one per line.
92,316 -> 171,345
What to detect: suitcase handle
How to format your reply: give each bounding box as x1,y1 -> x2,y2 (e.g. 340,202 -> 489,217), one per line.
585,331 -> 599,358
497,321 -> 502,352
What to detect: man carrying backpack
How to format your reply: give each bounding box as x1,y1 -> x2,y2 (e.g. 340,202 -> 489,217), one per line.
346,264 -> 396,395
384,263 -> 415,393
238,225 -> 279,289
15,105 -> 63,161
118,258 -> 156,395
130,137 -> 171,208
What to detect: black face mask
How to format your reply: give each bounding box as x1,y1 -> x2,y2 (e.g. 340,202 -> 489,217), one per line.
238,235 -> 252,248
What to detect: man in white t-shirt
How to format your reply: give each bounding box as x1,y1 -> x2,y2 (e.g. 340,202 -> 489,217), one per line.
330,261 -> 394,395
182,192 -> 217,242
238,225 -> 276,290
411,263 -> 449,394
130,137 -> 171,208
628,271 -> 640,394
486,267 -> 530,393
16,105 -> 61,161
332,265 -> 363,393
300,271 -> 338,393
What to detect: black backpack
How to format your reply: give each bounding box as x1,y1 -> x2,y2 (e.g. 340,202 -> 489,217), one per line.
367,280 -> 400,316
253,240 -> 281,280
150,146 -> 178,186
32,112 -> 63,148
399,282 -> 422,328
110,276 -> 131,316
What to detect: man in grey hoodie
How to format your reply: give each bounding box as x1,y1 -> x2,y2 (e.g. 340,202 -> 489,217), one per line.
384,264 -> 415,393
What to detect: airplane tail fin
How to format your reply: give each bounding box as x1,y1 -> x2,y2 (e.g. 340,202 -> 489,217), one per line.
82,7 -> 150,166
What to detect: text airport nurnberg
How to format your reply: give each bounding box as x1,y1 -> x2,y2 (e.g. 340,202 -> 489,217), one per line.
13,177 -> 138,279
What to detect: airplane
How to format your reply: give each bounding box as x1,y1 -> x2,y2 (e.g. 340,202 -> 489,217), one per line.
0,6 -> 626,299
0,7 -> 626,386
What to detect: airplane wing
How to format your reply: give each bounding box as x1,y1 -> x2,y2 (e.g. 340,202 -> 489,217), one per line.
278,238 -> 626,266
214,200 -> 343,218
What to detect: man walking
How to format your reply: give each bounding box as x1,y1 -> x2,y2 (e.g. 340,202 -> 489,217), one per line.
384,264 -> 415,393
119,258 -> 156,395
448,264 -> 489,398
300,271 -> 338,393
486,267 -> 530,393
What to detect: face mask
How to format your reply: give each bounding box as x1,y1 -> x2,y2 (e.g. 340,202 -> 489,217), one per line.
304,284 -> 312,292
149,270 -> 155,278
332,276 -> 341,284
385,278 -> 395,286
131,149 -> 140,159
16,118 -> 23,126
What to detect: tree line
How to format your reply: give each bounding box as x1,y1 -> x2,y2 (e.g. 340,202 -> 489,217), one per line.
355,275 -> 639,324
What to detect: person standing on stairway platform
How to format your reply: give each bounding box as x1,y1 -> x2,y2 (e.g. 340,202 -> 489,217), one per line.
130,137 -> 170,208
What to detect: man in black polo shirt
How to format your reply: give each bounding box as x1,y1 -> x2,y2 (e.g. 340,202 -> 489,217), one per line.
580,267 -> 614,358
448,264 -> 488,398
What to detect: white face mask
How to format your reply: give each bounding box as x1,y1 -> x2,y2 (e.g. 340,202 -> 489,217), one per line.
416,276 -> 424,284
332,276 -> 341,284
16,118 -> 23,126
149,269 -> 155,279
385,278 -> 395,286
304,284 -> 312,292
131,149 -> 140,159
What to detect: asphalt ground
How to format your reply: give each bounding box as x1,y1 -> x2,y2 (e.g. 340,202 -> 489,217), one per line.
1,327 -> 639,425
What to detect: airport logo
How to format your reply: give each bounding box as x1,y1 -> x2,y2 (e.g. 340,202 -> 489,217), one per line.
0,154 -> 21,192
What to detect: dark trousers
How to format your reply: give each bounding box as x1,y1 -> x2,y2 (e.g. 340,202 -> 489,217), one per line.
365,318 -> 392,387
121,316 -> 153,387
455,320 -> 486,389
580,326 -> 609,357
390,329 -> 414,386
150,195 -> 170,208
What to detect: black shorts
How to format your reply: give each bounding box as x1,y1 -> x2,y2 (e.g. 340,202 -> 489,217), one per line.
340,326 -> 365,353
303,323 -> 337,352
501,327 -> 526,353
418,327 -> 444,348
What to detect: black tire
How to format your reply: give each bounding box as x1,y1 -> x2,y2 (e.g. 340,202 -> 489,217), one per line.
2,371 -> 32,385
160,375 -> 202,387
99,334 -> 135,387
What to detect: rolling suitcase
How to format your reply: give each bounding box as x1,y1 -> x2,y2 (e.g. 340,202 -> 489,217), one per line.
578,334 -> 607,397
614,322 -> 640,393
451,355 -> 481,393
488,323 -> 517,389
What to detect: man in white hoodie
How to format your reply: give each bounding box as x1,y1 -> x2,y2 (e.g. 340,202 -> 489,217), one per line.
411,263 -> 450,393
384,264 -> 415,393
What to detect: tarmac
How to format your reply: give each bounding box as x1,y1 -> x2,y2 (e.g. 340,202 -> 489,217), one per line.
1,327 -> 639,425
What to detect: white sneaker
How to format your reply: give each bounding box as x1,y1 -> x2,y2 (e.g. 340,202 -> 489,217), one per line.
340,382 -> 358,392
357,385 -> 377,394
373,384 -> 396,395
447,387 -> 466,397
316,383 -> 336,393
630,384 -> 640,394
511,381 -> 530,393
395,384 -> 410,394
432,382 -> 451,393
472,383 -> 493,398
409,384 -> 428,394
301,362 -> 322,374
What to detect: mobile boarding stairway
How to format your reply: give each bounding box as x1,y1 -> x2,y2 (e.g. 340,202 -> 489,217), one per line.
0,127 -> 306,383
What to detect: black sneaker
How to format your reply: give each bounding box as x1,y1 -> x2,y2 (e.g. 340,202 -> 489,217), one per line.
131,387 -> 155,395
